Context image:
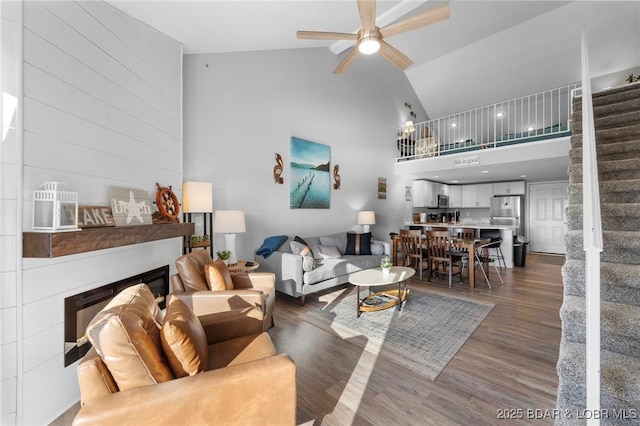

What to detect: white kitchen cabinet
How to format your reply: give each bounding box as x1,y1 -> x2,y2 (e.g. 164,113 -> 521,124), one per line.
493,181 -> 526,196
412,180 -> 436,207
448,185 -> 462,208
477,183 -> 493,207
461,183 -> 492,208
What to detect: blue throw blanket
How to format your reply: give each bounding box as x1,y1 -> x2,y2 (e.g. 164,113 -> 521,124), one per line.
256,235 -> 288,258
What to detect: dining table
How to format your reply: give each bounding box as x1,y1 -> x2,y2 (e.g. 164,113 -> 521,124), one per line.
392,234 -> 490,289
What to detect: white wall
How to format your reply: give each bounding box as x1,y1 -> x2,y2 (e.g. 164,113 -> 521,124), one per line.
0,1 -> 183,424
183,48 -> 422,258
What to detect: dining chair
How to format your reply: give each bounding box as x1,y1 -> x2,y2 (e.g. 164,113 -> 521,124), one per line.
425,230 -> 464,288
398,229 -> 429,280
474,240 -> 504,289
450,228 -> 475,279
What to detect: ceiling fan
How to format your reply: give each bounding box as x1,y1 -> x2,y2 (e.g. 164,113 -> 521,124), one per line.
297,0 -> 450,74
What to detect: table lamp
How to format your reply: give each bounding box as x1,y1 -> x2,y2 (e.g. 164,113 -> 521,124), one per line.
213,210 -> 246,265
357,211 -> 376,233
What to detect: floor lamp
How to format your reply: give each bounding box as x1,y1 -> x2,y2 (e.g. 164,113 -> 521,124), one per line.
182,182 -> 213,258
213,210 -> 246,265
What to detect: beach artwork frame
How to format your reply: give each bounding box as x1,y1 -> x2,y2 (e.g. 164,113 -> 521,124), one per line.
290,137 -> 330,209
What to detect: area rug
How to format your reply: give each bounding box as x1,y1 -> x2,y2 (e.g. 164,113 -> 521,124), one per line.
299,288 -> 494,380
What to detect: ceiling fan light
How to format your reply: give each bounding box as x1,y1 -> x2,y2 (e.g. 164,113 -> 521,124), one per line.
358,36 -> 380,55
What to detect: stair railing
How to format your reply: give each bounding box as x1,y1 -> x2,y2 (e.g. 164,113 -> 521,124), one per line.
580,25 -> 603,425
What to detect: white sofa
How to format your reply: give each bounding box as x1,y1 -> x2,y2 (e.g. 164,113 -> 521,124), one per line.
256,232 -> 391,306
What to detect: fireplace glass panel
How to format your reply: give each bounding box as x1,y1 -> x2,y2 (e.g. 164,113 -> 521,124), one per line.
64,265 -> 169,367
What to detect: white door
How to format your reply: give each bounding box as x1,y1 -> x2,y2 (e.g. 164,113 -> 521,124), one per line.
528,182 -> 569,254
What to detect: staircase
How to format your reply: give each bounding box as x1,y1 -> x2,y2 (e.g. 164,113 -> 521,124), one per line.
557,81 -> 640,424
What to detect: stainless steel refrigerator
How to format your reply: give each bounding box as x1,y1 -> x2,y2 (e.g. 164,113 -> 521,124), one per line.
490,196 -> 524,236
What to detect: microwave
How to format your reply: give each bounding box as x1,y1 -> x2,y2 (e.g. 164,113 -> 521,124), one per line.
437,194 -> 449,209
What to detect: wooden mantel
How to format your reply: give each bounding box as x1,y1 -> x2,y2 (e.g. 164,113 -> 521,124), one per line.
23,223 -> 195,258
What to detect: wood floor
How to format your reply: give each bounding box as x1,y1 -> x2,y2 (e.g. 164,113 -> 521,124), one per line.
269,252 -> 564,426
51,253 -> 564,426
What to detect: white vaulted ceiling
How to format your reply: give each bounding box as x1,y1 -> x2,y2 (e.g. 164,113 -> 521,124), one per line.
109,1 -> 639,117
109,0 -> 640,182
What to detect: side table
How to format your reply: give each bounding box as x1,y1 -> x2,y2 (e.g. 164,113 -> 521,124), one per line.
227,260 -> 260,274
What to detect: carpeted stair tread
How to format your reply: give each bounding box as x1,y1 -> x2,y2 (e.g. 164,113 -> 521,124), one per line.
570,158 -> 640,183
573,83 -> 640,111
570,139 -> 640,163
562,260 -> 640,306
569,180 -> 640,204
573,109 -> 640,133
565,230 -> 640,265
573,95 -> 640,118
560,295 -> 640,357
566,203 -> 640,231
556,341 -> 640,413
572,123 -> 640,146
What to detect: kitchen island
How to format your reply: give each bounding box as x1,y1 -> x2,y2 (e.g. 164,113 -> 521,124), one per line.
401,222 -> 515,268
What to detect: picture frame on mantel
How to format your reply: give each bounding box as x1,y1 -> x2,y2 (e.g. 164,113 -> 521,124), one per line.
109,186 -> 153,226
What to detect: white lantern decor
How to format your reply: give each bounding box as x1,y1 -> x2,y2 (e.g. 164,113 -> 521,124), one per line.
32,182 -> 79,232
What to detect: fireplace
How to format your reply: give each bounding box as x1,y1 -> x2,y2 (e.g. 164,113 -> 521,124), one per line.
64,265 -> 169,366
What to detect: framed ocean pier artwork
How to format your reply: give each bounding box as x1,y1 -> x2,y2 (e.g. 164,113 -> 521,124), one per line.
290,137 -> 330,209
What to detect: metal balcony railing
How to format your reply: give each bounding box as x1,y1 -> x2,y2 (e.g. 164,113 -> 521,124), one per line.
396,83 -> 580,161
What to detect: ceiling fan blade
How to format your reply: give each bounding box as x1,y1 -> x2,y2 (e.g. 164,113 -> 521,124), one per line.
333,47 -> 360,74
357,0 -> 376,32
380,3 -> 450,39
378,40 -> 413,71
297,31 -> 358,41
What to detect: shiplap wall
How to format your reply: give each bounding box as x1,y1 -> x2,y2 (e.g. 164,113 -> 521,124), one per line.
1,1 -> 183,424
1,1 -> 22,425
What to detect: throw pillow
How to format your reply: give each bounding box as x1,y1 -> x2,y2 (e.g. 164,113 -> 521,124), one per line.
370,242 -> 385,256
318,244 -> 342,259
204,259 -> 233,291
294,236 -> 314,258
290,240 -> 315,272
203,263 -> 227,291
319,236 -> 346,254
345,232 -> 372,256
161,296 -> 208,378
86,284 -> 174,391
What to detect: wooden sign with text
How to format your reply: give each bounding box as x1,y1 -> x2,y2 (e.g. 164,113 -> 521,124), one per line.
77,206 -> 116,228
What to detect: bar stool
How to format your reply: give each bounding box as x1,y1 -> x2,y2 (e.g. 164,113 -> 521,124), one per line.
479,229 -> 506,270
474,240 -> 504,289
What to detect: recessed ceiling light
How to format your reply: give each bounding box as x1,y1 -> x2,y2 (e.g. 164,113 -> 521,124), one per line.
451,123 -> 457,128
452,180 -> 459,183
519,174 -> 527,178
481,170 -> 489,174
496,112 -> 504,118
433,175 -> 439,178
527,126 -> 534,132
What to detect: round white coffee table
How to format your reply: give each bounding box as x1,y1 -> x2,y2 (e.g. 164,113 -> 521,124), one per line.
349,266 -> 415,317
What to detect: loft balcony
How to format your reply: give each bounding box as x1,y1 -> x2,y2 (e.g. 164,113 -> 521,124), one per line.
395,83 -> 580,183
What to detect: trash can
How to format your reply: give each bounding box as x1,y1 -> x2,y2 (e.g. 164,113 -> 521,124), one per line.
513,235 -> 529,267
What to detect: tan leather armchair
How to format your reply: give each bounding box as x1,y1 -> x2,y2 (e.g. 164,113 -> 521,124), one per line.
171,250 -> 276,330
74,285 -> 296,426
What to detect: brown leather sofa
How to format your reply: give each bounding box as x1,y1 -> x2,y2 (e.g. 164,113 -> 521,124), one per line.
73,284 -> 296,426
171,250 -> 276,330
